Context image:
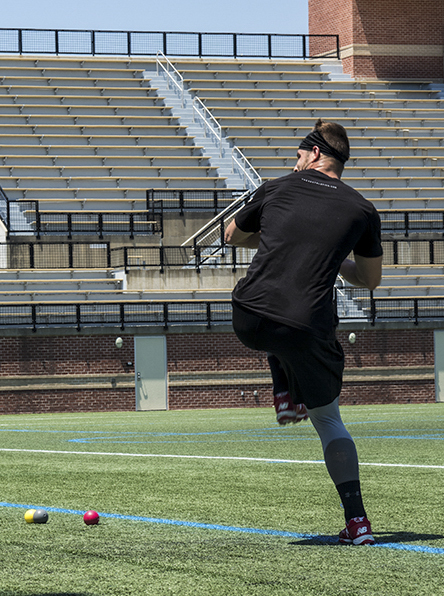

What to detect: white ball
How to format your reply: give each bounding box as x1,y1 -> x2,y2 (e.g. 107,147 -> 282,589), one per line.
348,332 -> 356,344
115,337 -> 123,349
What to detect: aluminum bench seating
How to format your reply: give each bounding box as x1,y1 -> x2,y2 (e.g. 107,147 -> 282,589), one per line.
234,145 -> 444,159
0,288 -> 233,303
186,82 -> 439,100
344,177 -> 444,190
224,125 -> 444,139
0,94 -> 164,107
0,56 -> 152,68
0,164 -> 217,179
0,124 -> 189,135
192,87 -> 440,101
206,105 -> 444,123
197,95 -> 443,110
0,104 -> 174,117
214,115 -> 444,129
2,155 -> 210,168
372,285 -> 444,297
379,274 -> 444,287
349,156 -> 444,167
0,279 -> 123,292
228,135 -> 444,149
247,162 -> 444,179
367,198 -> 444,211
181,70 -> 327,83
180,68 -> 433,89
246,154 -> 444,169
169,59 -> 320,72
0,76 -> 152,89
3,180 -> 227,202
0,85 -> 158,98
345,166 -> 444,178
381,265 -> 444,276
0,67 -> 147,78
0,269 -> 116,280
0,135 -> 198,148
0,114 -> 181,126
0,144 -> 203,157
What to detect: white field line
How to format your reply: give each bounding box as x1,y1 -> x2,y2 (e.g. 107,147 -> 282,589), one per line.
0,448 -> 443,469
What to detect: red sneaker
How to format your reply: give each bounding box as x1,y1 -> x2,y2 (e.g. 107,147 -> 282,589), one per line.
274,392 -> 308,425
339,517 -> 375,545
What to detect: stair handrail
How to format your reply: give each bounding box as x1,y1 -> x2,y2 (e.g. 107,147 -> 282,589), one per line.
156,51 -> 184,107
231,146 -> 262,191
192,96 -> 223,157
181,189 -> 253,248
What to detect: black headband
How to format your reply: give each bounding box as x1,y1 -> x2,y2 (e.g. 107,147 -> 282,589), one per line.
299,130 -> 349,164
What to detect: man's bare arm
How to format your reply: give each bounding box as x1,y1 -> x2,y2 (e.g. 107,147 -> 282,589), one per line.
224,220 -> 261,249
340,255 -> 383,291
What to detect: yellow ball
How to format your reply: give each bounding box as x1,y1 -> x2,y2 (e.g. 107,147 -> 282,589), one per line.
25,509 -> 36,523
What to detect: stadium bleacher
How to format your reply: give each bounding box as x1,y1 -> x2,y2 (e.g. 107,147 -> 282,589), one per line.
0,53 -> 443,324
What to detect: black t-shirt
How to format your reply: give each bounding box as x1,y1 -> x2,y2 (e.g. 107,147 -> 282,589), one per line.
232,169 -> 383,338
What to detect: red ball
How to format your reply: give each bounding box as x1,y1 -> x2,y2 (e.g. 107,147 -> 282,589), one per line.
83,510 -> 100,525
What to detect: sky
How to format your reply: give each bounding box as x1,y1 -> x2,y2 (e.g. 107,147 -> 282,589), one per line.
0,0 -> 308,35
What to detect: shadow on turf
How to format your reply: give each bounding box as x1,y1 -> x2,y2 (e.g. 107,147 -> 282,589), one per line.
289,531 -> 444,547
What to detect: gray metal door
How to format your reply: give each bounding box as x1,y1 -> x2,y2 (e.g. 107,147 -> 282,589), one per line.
434,330 -> 444,402
135,336 -> 167,411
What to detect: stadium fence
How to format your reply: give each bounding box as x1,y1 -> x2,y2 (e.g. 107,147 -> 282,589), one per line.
0,28 -> 340,60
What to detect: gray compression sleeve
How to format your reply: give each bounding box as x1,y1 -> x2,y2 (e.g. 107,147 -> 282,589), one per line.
307,397 -> 360,486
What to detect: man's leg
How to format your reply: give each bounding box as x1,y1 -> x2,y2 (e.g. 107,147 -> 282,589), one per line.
267,353 -> 308,425
307,397 -> 374,545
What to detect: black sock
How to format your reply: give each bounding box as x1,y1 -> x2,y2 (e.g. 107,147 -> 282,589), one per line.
336,480 -> 367,523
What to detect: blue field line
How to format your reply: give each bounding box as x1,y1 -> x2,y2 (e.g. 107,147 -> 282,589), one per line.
1,501 -> 443,556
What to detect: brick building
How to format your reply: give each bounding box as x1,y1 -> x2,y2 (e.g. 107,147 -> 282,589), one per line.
309,0 -> 444,79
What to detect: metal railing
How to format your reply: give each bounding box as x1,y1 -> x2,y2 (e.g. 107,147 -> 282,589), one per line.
146,189 -> 245,214
0,300 -> 234,332
156,51 -> 184,107
379,211 -> 444,237
0,187 -> 163,239
191,97 -> 261,187
183,189 -> 253,249
1,237 -> 444,272
382,238 -> 444,265
193,97 -> 223,157
112,239 -> 444,271
0,28 -> 340,60
14,208 -> 162,240
0,241 -> 112,269
35,210 -> 163,240
110,244 -> 256,273
0,295 -> 442,331
232,147 -> 262,190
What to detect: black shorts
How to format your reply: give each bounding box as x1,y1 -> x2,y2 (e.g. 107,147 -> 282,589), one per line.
232,302 -> 344,409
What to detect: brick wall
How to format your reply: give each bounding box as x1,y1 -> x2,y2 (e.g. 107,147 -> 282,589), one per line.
309,0 -> 444,79
0,389 -> 135,415
167,329 -> 436,408
0,328 -> 436,414
0,335 -> 133,376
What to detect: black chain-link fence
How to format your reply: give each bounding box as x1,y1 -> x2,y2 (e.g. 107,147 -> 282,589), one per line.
146,189 -> 245,215
0,28 -> 340,59
0,296 -> 441,330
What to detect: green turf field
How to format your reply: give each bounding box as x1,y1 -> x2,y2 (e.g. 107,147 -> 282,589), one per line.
0,403 -> 443,595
